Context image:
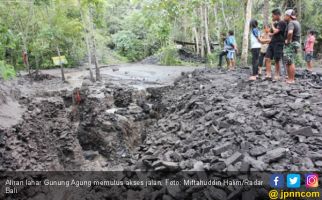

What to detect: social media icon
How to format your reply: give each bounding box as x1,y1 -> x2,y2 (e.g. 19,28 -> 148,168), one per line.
306,174 -> 319,188
287,174 -> 301,188
270,174 -> 284,188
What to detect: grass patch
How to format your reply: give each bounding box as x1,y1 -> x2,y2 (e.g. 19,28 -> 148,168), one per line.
160,45 -> 182,66
0,61 -> 16,80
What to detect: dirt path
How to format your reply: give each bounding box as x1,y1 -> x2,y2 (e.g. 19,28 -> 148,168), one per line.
39,64 -> 199,89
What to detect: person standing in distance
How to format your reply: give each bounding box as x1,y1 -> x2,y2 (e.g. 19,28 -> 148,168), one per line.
304,30 -> 316,72
226,30 -> 238,71
249,19 -> 262,81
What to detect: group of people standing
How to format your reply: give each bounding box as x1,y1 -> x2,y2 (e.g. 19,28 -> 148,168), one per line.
218,8 -> 316,84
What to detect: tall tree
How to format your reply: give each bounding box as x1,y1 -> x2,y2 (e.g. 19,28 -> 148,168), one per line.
221,0 -> 230,30
199,6 -> 205,58
89,5 -> 101,81
193,27 -> 200,55
12,0 -> 34,75
241,0 -> 252,66
297,0 -> 302,20
78,0 -> 94,82
213,2 -> 221,44
263,0 -> 270,24
204,4 -> 211,55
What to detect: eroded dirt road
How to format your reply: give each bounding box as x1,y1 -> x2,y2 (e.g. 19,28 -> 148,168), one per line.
41,64 -> 199,89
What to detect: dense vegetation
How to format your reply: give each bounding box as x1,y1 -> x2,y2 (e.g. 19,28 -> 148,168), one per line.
0,0 -> 321,79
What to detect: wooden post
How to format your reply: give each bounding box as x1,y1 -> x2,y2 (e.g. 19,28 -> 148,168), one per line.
56,46 -> 65,82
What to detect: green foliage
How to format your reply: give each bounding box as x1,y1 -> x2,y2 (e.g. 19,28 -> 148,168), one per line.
112,31 -> 145,61
0,0 -> 321,71
295,52 -> 306,68
160,45 -> 181,66
301,0 -> 322,39
0,61 -> 16,80
207,51 -> 220,67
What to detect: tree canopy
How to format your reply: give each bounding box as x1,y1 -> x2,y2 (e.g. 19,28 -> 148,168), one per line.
0,0 -> 321,76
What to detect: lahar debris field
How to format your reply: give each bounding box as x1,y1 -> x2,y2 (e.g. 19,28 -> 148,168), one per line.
1,66 -> 322,199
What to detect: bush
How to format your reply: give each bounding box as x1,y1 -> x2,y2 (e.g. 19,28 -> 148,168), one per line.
160,45 -> 181,66
112,31 -> 145,61
207,51 -> 220,67
0,61 -> 15,80
295,52 -> 306,68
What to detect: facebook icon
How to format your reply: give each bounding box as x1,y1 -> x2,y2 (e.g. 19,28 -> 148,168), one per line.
270,174 -> 284,188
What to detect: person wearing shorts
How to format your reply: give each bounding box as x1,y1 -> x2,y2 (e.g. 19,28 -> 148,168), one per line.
304,30 -> 316,72
284,9 -> 301,84
265,9 -> 287,81
226,30 -> 238,70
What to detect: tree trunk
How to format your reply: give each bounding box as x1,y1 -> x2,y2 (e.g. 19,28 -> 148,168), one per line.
56,46 -> 65,82
241,0 -> 252,66
263,0 -> 270,24
89,6 -> 101,81
78,0 -> 94,82
193,27 -> 200,55
204,4 -> 211,55
297,0 -> 302,20
213,3 -> 221,45
221,0 -> 230,30
199,6 -> 205,58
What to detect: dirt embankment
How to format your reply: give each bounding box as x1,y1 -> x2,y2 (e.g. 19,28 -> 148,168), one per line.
0,73 -> 165,171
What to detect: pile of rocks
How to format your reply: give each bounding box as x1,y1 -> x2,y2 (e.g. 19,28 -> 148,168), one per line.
140,48 -> 205,65
140,55 -> 161,65
98,68 -> 322,199
178,49 -> 205,63
129,68 -> 322,173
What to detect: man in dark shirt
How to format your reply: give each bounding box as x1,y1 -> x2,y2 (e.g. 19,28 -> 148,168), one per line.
284,9 -> 301,84
265,9 -> 287,81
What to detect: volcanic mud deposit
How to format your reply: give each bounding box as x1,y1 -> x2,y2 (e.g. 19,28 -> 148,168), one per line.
0,73 -> 166,171
1,68 -> 322,199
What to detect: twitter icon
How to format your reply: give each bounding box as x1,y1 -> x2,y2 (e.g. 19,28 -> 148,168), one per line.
287,174 -> 301,188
